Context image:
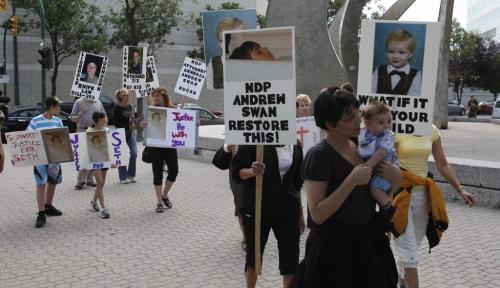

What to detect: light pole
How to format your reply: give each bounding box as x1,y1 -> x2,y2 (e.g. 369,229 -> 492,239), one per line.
37,0 -> 47,103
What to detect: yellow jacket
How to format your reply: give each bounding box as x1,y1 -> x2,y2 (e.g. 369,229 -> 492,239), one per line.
391,169 -> 449,249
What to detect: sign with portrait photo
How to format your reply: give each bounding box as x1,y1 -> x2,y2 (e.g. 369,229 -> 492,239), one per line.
223,27 -> 296,145
144,106 -> 198,149
357,20 -> 442,136
122,46 -> 148,93
202,9 -> 257,90
174,57 -> 207,100
5,128 -> 74,167
70,52 -> 109,101
69,128 -> 128,170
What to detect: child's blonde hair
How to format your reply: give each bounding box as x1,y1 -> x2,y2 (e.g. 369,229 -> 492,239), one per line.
385,30 -> 416,56
363,100 -> 390,120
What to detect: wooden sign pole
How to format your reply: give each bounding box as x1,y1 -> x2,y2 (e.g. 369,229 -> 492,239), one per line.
255,145 -> 264,275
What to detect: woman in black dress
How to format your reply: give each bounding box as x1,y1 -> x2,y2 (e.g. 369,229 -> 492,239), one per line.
291,89 -> 400,288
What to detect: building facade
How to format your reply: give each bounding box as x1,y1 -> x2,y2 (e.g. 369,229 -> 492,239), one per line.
1,0 -> 257,112
467,0 -> 500,41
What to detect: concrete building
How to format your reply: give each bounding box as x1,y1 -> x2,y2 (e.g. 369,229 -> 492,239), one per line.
1,0 -> 256,112
467,0 -> 500,41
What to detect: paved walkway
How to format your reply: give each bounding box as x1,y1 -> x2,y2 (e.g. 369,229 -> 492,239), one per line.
0,154 -> 499,287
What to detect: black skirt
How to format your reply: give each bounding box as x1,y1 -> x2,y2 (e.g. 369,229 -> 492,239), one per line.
291,214 -> 398,288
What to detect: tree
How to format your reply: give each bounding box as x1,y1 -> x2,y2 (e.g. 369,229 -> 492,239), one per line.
476,37 -> 500,99
327,0 -> 384,26
19,0 -> 108,97
448,19 -> 479,103
106,0 -> 183,56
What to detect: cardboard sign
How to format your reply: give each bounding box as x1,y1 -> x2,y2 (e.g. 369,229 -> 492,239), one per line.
69,128 -> 128,170
174,57 -> 206,100
296,116 -> 321,156
70,52 -> 109,101
6,128 -> 74,167
122,46 -> 148,94
202,9 -> 257,90
144,106 -> 198,149
357,20 -> 442,136
223,27 -> 297,145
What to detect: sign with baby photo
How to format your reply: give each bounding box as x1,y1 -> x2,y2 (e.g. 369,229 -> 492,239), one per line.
357,20 -> 442,136
70,51 -> 109,101
223,27 -> 297,145
69,128 -> 128,170
144,106 -> 198,149
5,128 -> 74,167
174,57 -> 207,100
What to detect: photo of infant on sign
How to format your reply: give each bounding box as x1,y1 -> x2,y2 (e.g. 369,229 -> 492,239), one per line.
370,23 -> 426,96
87,131 -> 109,164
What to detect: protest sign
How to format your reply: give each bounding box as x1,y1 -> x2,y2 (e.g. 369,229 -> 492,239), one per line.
41,128 -> 74,163
223,27 -> 296,145
6,130 -> 48,167
70,52 -> 109,101
202,9 -> 257,90
296,116 -> 321,156
70,128 -> 128,170
357,20 -> 442,136
6,127 -> 74,167
122,46 -> 148,94
144,106 -> 198,149
174,57 -> 206,100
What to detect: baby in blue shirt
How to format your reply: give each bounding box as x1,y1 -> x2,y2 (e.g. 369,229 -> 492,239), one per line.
358,100 -> 399,209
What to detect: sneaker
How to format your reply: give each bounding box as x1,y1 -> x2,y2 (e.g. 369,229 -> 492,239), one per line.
100,208 -> 110,219
74,182 -> 85,190
127,177 -> 136,183
120,179 -> 131,184
44,204 -> 62,216
162,197 -> 173,209
35,212 -> 46,228
86,181 -> 97,187
156,203 -> 165,213
90,200 -> 99,212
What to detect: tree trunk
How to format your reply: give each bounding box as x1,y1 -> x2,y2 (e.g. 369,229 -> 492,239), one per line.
51,62 -> 58,97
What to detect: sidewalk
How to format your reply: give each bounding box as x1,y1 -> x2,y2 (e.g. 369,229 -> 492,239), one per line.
0,154 -> 499,287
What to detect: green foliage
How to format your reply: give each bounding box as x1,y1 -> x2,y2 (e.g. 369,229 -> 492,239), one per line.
106,0 -> 183,56
327,0 -> 385,26
19,0 -> 108,96
449,19 -> 479,102
475,37 -> 500,98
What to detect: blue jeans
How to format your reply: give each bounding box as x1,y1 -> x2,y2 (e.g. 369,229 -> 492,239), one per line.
118,130 -> 137,181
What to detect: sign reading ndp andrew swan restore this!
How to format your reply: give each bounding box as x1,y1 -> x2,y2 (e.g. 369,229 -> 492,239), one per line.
357,20 -> 442,136
223,27 -> 296,145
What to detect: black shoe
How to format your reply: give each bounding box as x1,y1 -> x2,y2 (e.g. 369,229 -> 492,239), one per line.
35,212 -> 46,228
86,181 -> 97,187
156,203 -> 165,213
44,204 -> 63,216
74,182 -> 85,190
162,197 -> 172,209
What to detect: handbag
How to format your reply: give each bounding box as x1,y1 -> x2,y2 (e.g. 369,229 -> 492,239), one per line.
142,147 -> 152,163
212,146 -> 232,170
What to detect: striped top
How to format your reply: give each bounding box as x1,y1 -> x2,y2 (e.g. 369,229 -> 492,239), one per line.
27,114 -> 64,131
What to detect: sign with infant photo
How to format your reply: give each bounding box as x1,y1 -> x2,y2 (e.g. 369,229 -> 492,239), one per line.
357,20 -> 442,136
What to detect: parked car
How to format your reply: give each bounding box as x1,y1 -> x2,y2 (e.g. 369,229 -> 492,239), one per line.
60,95 -> 116,124
1,106 -> 76,143
175,104 -> 224,125
448,99 -> 465,116
492,99 -> 500,119
478,101 -> 494,115
174,103 -> 223,117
